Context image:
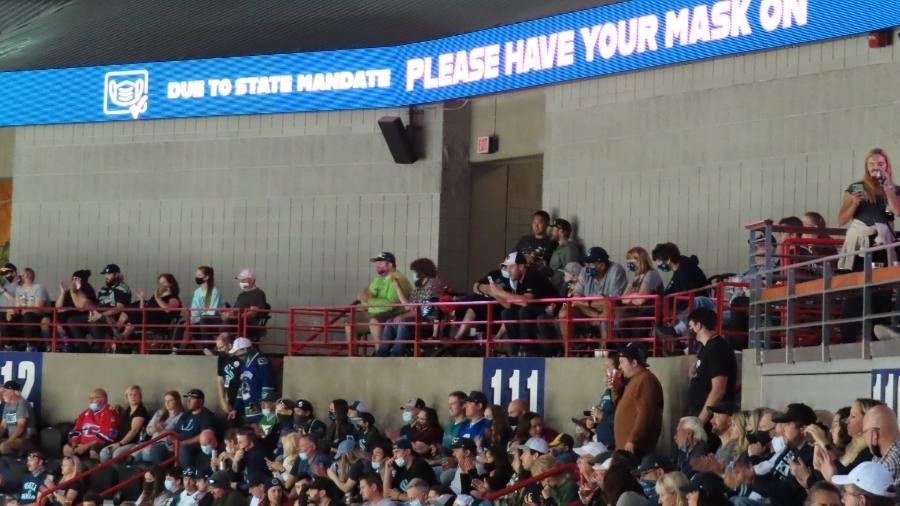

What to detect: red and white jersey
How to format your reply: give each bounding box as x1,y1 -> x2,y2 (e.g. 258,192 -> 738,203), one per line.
69,405 -> 120,445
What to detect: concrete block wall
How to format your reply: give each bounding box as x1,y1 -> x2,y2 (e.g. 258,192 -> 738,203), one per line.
10,108 -> 445,308
543,32 -> 900,276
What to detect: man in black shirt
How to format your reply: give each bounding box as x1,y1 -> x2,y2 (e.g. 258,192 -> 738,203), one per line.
488,252 -> 559,355
514,210 -> 557,261
178,389 -> 219,470
208,471 -> 246,506
222,268 -> 268,340
235,428 -> 268,488
687,308 -> 737,424
749,403 -> 817,506
90,264 -> 132,339
384,439 -> 436,501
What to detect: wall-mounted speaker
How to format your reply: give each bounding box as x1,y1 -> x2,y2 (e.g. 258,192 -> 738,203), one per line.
378,116 -> 417,164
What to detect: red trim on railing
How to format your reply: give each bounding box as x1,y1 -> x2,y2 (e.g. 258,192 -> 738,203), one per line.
484,463 -> 578,501
37,431 -> 180,506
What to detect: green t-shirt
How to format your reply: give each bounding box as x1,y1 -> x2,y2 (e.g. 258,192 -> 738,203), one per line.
365,272 -> 413,314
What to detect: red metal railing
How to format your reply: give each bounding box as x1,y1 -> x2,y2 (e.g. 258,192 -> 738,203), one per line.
485,463 -> 578,501
289,293 -> 663,357
659,281 -> 750,352
37,431 -> 179,505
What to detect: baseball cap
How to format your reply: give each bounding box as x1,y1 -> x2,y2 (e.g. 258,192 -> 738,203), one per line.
707,402 -> 735,416
559,262 -> 583,277
635,453 -> 674,474
454,495 -> 474,506
401,398 -> 426,411
359,412 -> 375,426
196,468 -> 213,480
450,437 -> 477,452
295,399 -> 313,411
183,389 -> 205,401
277,398 -> 296,411
393,439 -> 413,451
772,403 -> 817,425
832,461 -> 896,498
248,472 -> 269,488
465,391 -> 488,406
266,477 -> 283,491
500,251 -> 527,267
350,400 -> 368,412
522,437 -> 549,455
1,380 -> 21,392
235,268 -> 257,280
680,472 -> 728,497
620,344 -> 648,367
549,219 -> 572,233
207,471 -> 231,489
573,441 -> 608,458
261,392 -> 277,402
228,336 -> 253,354
582,247 -> 610,264
100,264 -> 120,274
370,252 -> 397,265
549,433 -> 574,449
592,457 -> 612,472
0,263 -> 16,273
335,439 -> 357,459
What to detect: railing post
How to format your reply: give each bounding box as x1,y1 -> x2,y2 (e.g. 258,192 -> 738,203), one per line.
50,308 -> 58,353
140,306 -> 147,355
347,307 -> 355,357
715,283 -> 725,336
785,268 -> 795,364
862,251 -> 873,360
485,304 -> 493,358
821,260 -> 833,362
413,307 -> 421,358
564,300 -> 572,358
287,309 -> 295,356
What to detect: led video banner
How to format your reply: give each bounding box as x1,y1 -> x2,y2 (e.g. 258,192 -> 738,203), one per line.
0,0 -> 897,126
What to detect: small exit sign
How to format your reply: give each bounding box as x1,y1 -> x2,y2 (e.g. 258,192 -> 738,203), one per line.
476,135 -> 498,154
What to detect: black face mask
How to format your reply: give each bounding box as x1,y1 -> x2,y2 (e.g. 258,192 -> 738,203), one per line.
278,414 -> 294,429
483,462 -> 496,473
195,277 -> 205,285
328,412 -> 337,422
748,430 -> 772,446
872,444 -> 883,458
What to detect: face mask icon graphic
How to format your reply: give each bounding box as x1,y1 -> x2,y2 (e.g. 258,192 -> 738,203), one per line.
103,70 -> 149,119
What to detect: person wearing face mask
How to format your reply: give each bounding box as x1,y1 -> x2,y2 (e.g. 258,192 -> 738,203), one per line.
559,247 -> 627,345
395,399 -> 426,441
274,398 -> 297,436
88,263 -> 132,343
346,252 -> 413,346
229,336 -> 276,424
189,265 -> 222,326
0,263 -> 20,346
162,468 -> 185,506
341,439 -> 392,496
384,439 -> 437,501
491,252 -> 560,356
54,269 -> 98,352
685,308 -> 737,425
859,406 -> 900,488
222,268 -> 268,340
651,242 -> 711,342
295,399 -> 328,442
64,388 -> 120,459
196,430 -> 219,474
119,273 -> 182,348
448,265 -> 514,344
674,417 -> 711,480
259,395 -> 279,440
745,403 -> 818,505
617,247 -> 664,339
136,467 -> 171,506
211,334 -> 242,427
547,219 -> 583,295
179,468 -> 213,506
285,434 -> 333,491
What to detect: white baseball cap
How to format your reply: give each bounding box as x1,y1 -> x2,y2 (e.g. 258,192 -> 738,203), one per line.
592,457 -> 613,472
832,461 -> 896,498
235,268 -> 256,280
522,437 -> 549,454
573,441 -> 608,457
228,336 -> 253,354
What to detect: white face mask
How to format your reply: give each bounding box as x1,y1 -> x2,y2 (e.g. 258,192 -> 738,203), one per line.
239,281 -> 251,291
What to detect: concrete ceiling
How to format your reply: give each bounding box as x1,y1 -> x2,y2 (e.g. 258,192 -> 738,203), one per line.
0,0 -> 621,72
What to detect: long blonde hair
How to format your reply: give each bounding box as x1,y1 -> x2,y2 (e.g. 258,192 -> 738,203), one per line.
655,471 -> 688,506
731,411 -> 750,459
862,148 -> 892,202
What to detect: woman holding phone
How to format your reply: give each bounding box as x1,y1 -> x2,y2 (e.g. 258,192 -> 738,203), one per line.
838,148 -> 900,342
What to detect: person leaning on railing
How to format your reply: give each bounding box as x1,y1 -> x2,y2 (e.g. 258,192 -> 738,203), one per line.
837,148 -> 900,342
119,273 -> 182,344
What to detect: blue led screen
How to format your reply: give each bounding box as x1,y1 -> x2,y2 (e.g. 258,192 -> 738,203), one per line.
0,0 -> 896,126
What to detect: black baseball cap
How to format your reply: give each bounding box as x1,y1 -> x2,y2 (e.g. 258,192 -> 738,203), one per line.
550,219 -> 572,233
772,403 -> 817,425
620,345 -> 648,367
100,264 -> 121,274
0,263 -> 16,273
248,472 -> 269,488
393,439 -> 413,451
359,412 -> 375,425
465,391 -> 488,406
680,472 -> 728,497
707,402 -> 735,416
370,252 -> 397,265
207,471 -> 231,489
450,437 -> 477,452
582,247 -> 610,264
295,399 -> 313,411
2,380 -> 20,392
635,453 -> 674,475
266,477 -> 283,491
183,389 -> 205,401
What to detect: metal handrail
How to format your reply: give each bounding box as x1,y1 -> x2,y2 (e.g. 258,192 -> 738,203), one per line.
484,463 -> 578,501
36,431 -> 180,506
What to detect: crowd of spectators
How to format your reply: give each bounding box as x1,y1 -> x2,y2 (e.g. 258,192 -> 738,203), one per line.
0,315 -> 897,506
